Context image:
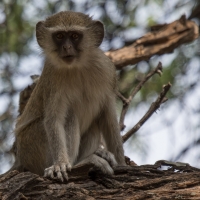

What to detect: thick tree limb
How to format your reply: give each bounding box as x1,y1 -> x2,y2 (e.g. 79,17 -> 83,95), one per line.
105,15 -> 199,69
1,161 -> 200,199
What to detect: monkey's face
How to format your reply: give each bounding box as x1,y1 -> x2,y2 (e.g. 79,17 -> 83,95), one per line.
52,30 -> 83,64
36,11 -> 105,68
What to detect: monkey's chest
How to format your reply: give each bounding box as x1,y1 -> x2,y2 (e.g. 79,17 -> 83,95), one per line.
71,88 -> 105,134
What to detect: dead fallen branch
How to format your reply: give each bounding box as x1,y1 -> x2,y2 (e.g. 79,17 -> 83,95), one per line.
1,160 -> 200,199
122,82 -> 171,143
106,15 -> 199,69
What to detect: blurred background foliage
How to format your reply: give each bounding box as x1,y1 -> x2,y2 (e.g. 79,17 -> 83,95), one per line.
0,0 -> 200,173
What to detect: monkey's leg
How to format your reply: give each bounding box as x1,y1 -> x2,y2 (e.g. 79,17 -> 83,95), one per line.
16,121 -> 49,176
99,98 -> 126,166
75,123 -> 116,175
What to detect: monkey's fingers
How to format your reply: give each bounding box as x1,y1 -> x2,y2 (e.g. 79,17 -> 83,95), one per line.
66,163 -> 72,172
44,164 -> 69,182
55,165 -> 64,182
61,164 -> 69,181
44,166 -> 54,179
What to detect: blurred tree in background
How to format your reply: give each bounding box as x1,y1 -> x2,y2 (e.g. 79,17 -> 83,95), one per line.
0,0 -> 200,173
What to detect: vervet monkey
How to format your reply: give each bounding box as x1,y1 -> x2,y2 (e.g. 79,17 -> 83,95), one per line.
12,75 -> 118,173
12,11 -> 125,182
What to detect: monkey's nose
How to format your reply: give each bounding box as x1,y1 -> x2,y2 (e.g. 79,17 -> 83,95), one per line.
63,45 -> 71,50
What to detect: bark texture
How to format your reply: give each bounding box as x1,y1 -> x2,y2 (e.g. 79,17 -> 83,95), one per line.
1,161 -> 200,200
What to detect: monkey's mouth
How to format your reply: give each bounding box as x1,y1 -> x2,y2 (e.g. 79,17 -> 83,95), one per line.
62,55 -> 75,63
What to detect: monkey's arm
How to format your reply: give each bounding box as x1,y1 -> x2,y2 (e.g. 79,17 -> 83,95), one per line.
100,97 -> 126,166
43,98 -> 73,182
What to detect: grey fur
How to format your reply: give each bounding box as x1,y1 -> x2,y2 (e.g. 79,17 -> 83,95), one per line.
12,11 -> 125,182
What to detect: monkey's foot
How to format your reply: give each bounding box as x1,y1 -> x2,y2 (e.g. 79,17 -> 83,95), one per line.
95,148 -> 118,167
91,155 -> 115,175
44,163 -> 71,182
75,154 -> 115,175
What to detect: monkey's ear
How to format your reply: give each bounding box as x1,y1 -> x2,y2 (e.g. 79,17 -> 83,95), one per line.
36,21 -> 46,48
30,75 -> 40,83
30,74 -> 39,80
93,21 -> 104,47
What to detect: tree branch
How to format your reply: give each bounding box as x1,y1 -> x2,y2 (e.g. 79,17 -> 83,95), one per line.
122,82 -> 172,143
1,161 -> 200,199
105,15 -> 199,69
119,62 -> 163,131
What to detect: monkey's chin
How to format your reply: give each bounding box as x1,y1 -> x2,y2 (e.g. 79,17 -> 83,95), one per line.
62,56 -> 75,64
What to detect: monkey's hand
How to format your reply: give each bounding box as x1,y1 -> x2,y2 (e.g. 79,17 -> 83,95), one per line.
44,162 -> 71,182
94,148 -> 118,168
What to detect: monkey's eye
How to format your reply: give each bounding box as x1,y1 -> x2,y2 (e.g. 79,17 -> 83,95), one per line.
71,33 -> 79,40
56,33 -> 64,40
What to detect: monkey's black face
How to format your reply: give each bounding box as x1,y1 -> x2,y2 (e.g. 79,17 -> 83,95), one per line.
52,31 -> 83,63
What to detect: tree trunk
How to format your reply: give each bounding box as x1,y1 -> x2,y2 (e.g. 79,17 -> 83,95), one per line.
1,160 -> 200,200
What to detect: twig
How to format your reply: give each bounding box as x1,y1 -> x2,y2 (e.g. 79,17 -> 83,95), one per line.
117,91 -> 129,104
122,82 -> 172,143
119,62 -> 163,131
